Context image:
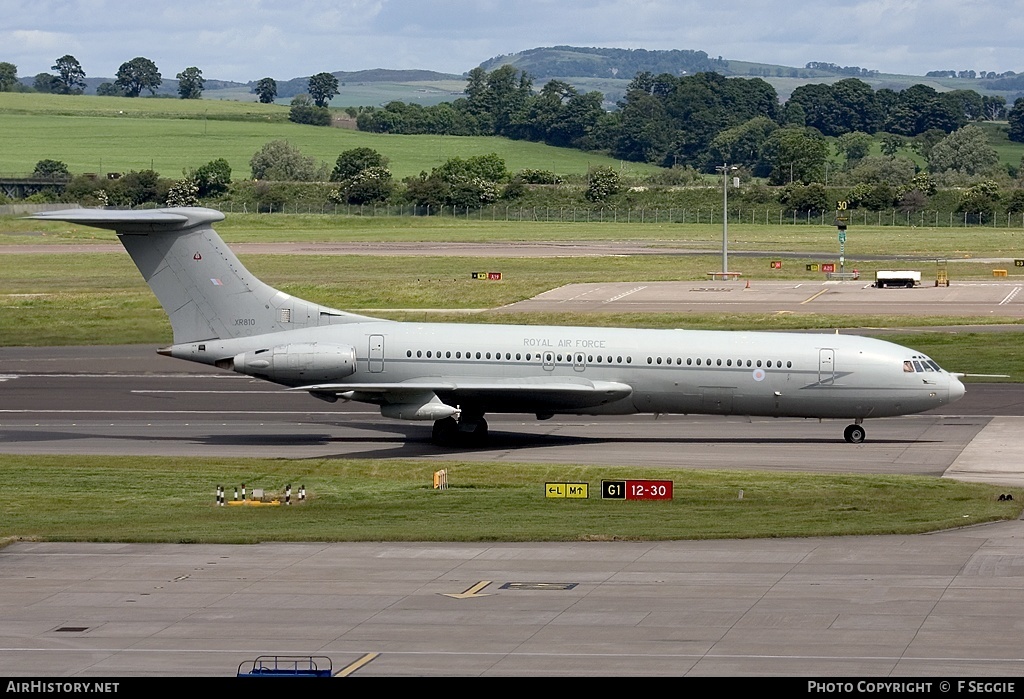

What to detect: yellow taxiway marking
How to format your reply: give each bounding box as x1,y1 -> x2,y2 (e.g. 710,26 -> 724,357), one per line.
334,652 -> 379,677
801,289 -> 829,304
442,580 -> 493,599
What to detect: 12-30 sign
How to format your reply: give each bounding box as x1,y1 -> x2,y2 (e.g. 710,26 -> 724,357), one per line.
602,479 -> 673,500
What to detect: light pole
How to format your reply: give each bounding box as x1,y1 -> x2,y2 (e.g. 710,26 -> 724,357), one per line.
716,164 -> 737,274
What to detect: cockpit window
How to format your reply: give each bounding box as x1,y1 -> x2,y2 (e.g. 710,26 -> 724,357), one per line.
905,357 -> 945,373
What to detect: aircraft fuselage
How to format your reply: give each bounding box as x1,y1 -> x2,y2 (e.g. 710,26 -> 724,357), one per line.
165,321 -> 962,421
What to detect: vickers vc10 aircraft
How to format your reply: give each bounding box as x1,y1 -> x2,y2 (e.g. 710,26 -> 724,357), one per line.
32,207 -> 965,445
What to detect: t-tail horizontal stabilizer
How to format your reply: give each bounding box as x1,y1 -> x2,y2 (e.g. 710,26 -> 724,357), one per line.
30,207 -> 380,345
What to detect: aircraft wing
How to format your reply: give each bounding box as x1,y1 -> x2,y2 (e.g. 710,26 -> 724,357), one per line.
292,376 -> 633,411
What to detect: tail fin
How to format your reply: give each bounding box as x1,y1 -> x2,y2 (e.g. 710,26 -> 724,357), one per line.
31,207 -> 377,344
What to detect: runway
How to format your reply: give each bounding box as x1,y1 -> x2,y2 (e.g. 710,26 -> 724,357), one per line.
1,345 -> 1022,481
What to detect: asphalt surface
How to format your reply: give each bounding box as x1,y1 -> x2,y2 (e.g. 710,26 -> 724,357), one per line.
496,278 -> 1024,318
2,345 -> 1024,678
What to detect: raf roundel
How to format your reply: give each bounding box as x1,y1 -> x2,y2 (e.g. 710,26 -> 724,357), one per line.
752,368 -> 766,382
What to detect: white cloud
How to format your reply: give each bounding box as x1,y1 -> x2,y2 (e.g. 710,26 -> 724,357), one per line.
2,1 -> 1021,82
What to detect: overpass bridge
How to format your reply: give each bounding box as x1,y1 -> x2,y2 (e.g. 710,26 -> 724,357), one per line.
0,175 -> 71,199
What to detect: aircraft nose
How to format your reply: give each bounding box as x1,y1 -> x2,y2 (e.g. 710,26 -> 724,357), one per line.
948,375 -> 966,403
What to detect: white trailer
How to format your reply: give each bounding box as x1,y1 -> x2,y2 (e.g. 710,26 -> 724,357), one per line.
874,270 -> 921,288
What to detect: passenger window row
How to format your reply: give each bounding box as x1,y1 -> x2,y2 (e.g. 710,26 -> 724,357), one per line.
401,348 -> 795,370
646,356 -> 793,369
404,350 -> 634,364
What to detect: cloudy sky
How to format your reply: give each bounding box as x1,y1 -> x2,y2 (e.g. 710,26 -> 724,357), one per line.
4,1 -> 1022,83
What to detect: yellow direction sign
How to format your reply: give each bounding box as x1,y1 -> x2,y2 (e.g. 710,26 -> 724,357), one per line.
545,482 -> 589,498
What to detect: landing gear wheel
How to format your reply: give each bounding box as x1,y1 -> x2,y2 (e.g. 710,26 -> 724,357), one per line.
469,417 -> 488,443
432,416 -> 459,445
844,424 -> 866,444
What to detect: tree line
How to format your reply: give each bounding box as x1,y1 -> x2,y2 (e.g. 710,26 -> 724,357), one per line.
478,47 -> 727,79
0,55 -> 208,99
14,135 -> 1024,227
0,54 -> 343,122
354,65 -> 1024,181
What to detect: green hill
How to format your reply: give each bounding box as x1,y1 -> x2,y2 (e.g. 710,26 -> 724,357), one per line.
0,92 -> 657,180
477,46 -> 1024,104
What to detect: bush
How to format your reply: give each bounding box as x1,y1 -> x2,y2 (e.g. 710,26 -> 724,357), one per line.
434,153 -> 509,184
779,182 -> 830,214
288,95 -> 331,126
32,159 -> 71,179
402,154 -> 509,211
1006,189 -> 1024,214
64,174 -> 105,205
403,172 -> 449,210
252,181 -> 289,212
956,182 -> 1001,223
331,148 -> 389,182
166,177 -> 200,207
502,178 -> 528,199
516,169 -> 563,185
644,166 -> 702,186
250,140 -> 327,181
332,166 -> 394,205
861,182 -> 896,211
193,158 -> 232,197
585,166 -> 620,202
105,169 -> 167,207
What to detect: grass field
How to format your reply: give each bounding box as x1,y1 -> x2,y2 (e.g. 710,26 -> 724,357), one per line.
0,92 -> 658,180
209,80 -> 471,108
8,212 -> 1024,254
4,92 -> 1023,181
1,456 -> 1019,543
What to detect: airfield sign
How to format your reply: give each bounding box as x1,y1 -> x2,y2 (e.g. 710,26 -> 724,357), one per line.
602,479 -> 673,500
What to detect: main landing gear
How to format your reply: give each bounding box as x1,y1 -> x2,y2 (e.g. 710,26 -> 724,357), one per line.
844,422 -> 866,444
432,415 -> 488,446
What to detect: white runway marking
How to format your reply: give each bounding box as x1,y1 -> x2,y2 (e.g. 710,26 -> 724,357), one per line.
998,286 -> 1021,305
605,285 -> 647,303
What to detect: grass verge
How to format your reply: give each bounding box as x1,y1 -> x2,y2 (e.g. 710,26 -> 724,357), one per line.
1,456 -> 1019,543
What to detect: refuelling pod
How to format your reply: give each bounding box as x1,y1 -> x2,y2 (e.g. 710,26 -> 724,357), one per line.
381,393 -> 460,421
232,343 -> 357,383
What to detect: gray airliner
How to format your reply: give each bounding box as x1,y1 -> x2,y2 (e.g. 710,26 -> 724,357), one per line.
32,207 -> 965,444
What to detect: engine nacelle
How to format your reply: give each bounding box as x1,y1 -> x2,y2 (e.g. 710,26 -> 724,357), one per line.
232,343 -> 357,383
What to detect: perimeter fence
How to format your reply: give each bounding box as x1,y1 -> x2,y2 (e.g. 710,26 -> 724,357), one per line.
206,202 -> 1024,228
